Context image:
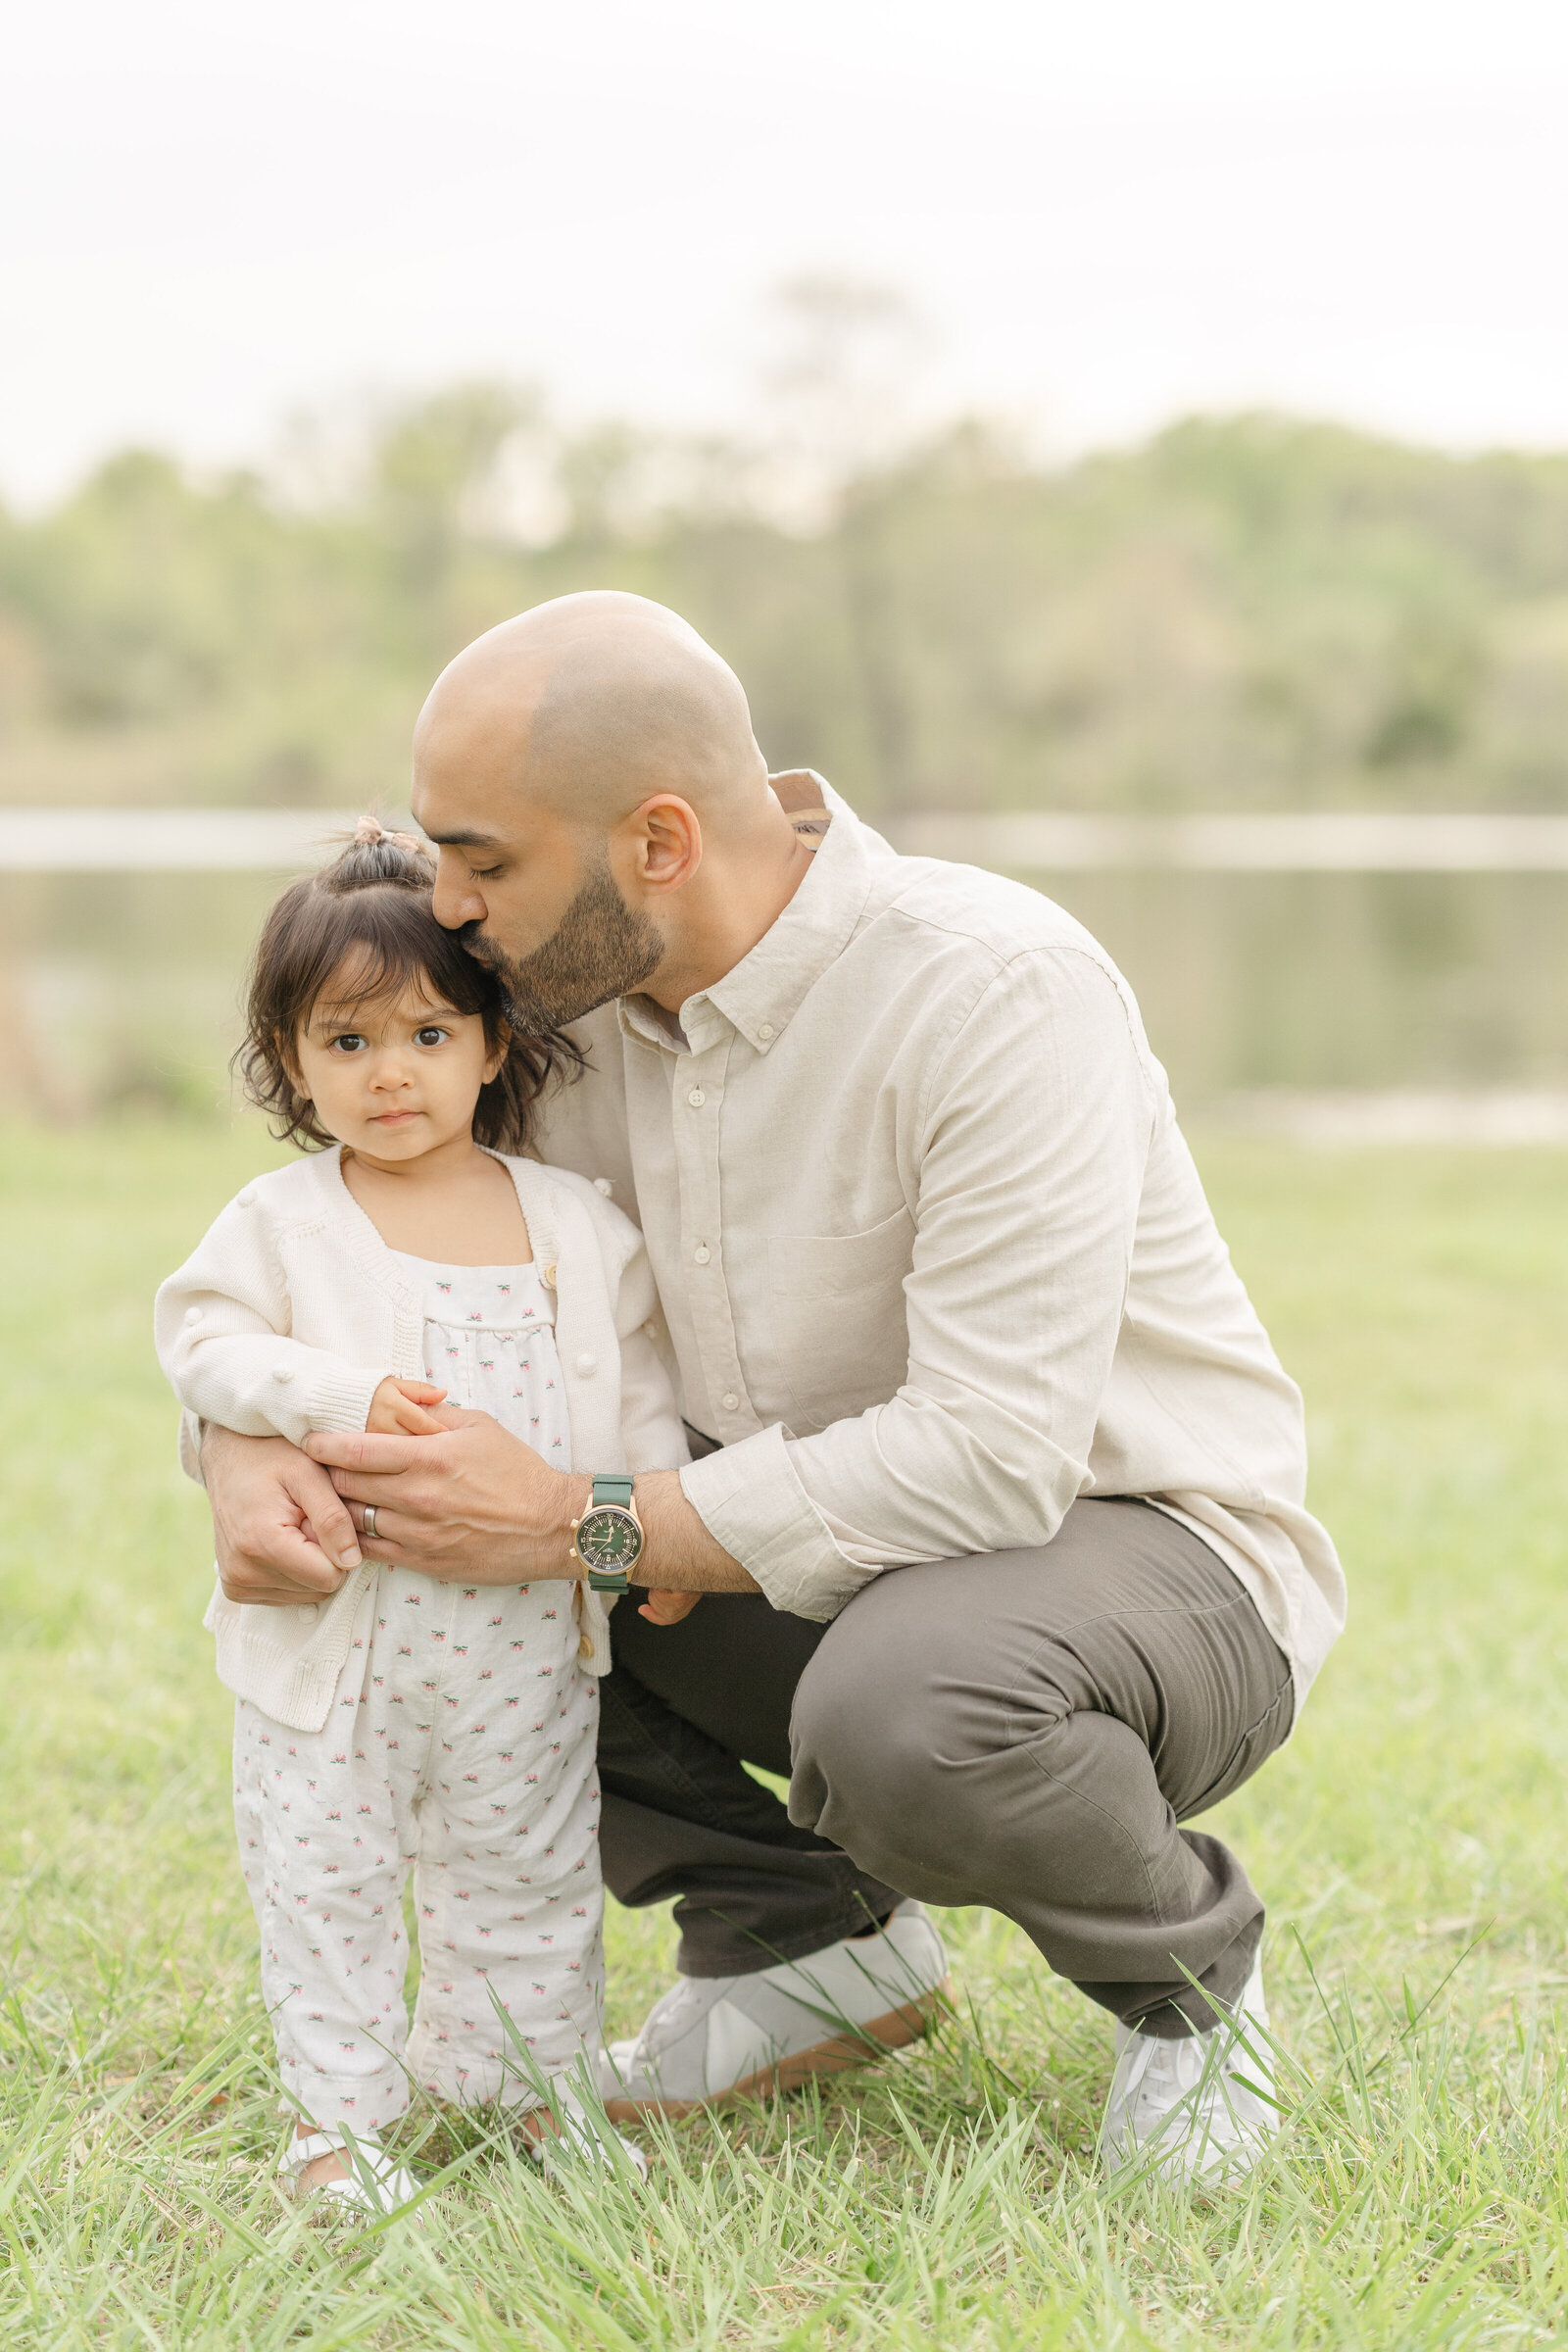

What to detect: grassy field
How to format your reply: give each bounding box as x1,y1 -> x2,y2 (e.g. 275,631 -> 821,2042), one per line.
3,1120 -> 1568,2349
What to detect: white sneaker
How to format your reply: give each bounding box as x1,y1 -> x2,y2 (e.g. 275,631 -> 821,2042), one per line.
1100,1951 -> 1281,2182
598,1901 -> 951,2119
525,2078 -> 649,2178
277,2128 -> 420,2216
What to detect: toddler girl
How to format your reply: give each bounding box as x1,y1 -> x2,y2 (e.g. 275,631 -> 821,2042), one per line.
156,821 -> 684,2210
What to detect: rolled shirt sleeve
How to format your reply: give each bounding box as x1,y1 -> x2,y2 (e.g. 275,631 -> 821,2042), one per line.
680,949 -> 1155,1617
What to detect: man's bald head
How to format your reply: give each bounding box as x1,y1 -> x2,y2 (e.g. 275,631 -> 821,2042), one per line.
415,591 -> 767,830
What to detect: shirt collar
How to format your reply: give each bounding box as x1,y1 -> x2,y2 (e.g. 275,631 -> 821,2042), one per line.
616,775 -> 878,1058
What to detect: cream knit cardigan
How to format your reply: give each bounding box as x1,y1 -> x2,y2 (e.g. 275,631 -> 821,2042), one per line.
155,1145 -> 687,1731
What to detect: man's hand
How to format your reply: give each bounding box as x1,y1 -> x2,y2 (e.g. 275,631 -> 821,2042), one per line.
638,1589 -> 703,1626
305,1407 -> 589,1585
203,1424 -> 363,1605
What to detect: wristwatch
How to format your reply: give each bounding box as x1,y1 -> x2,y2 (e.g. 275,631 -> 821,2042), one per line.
568,1474 -> 645,1593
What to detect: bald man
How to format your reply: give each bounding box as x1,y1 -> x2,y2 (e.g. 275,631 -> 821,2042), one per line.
201,592 -> 1345,2180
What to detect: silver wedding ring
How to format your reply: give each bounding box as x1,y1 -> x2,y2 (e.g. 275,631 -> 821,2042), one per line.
364,1505 -> 378,1542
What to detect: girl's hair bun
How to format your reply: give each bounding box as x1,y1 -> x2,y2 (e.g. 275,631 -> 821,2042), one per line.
326,815 -> 437,892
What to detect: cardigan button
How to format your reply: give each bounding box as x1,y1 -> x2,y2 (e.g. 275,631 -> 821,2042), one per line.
575,1352 -> 598,1377
236,1188 -> 256,1207
183,1306 -> 201,1326
271,1365 -> 294,1384
296,1603 -> 318,1623
593,1177 -> 612,1196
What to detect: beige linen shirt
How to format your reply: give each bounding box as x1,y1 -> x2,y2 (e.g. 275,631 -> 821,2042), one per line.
536,778 -> 1346,1699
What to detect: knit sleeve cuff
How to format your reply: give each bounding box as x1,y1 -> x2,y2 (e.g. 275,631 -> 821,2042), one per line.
304,1363 -> 389,1435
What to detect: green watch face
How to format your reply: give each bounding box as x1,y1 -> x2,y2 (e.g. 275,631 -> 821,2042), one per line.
576,1506 -> 643,1574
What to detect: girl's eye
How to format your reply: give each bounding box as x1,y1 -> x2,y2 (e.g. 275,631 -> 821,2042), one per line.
328,1033 -> 368,1054
415,1026 -> 449,1048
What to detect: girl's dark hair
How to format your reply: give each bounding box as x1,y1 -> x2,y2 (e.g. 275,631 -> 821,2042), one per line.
237,819 -> 581,1154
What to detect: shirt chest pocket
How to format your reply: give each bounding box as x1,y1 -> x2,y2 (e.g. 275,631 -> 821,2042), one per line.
763,1204 -> 915,1434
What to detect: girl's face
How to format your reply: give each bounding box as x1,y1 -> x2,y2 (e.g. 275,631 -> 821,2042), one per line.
291,964 -> 505,1164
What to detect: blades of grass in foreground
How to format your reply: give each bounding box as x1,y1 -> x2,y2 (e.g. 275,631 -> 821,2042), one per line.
8,1127 -> 1568,2345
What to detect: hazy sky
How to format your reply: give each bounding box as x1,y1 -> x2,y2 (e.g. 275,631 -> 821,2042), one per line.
6,0 -> 1568,504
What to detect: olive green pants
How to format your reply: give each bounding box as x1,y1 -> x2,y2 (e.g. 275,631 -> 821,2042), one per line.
600,1496 -> 1294,2036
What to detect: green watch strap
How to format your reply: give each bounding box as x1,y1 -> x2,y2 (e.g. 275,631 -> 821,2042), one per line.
584,1474 -> 639,1594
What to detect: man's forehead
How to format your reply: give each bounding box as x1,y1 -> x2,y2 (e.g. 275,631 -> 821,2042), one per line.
413,761 -> 564,850
410,775 -> 510,849
413,701 -> 537,834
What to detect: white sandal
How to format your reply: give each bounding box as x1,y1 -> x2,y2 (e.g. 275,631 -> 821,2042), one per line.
277,2128 -> 420,2215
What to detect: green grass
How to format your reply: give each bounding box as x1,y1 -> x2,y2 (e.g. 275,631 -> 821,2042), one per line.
4,1120 -> 1568,2349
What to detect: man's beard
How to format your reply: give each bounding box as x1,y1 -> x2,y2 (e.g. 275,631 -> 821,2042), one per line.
461,855 -> 663,1034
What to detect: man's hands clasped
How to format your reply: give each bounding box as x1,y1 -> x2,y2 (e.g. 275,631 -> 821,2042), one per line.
314,1395 -> 702,1621
306,1403 -> 586,1584
204,1405 -> 704,1625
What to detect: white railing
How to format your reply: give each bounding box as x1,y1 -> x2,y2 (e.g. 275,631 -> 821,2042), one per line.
6,808 -> 1568,872
883,811 -> 1568,870
0,809 -> 381,871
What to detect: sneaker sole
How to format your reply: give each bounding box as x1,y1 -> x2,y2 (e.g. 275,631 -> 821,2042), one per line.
601,1977 -> 953,2121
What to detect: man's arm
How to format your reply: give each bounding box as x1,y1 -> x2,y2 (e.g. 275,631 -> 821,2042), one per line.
631,1470 -> 758,1590
677,947 -> 1156,1619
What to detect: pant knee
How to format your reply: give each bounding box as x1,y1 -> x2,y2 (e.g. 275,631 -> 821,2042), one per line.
789,1626 -> 952,1859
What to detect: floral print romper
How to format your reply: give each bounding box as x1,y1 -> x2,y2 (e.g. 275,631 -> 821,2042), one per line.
231,1258 -> 602,2132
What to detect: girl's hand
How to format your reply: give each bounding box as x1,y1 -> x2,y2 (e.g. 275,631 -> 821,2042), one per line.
638,1589 -> 702,1626
367,1377 -> 448,1436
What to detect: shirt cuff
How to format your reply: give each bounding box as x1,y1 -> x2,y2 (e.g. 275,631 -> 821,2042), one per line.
679,1422 -> 879,1621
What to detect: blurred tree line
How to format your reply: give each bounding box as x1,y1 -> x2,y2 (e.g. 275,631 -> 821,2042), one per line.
5,328 -> 1568,817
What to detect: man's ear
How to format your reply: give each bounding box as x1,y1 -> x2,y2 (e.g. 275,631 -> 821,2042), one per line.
626,795 -> 702,895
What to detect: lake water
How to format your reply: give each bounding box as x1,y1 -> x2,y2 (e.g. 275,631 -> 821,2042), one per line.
4,865 -> 1567,1119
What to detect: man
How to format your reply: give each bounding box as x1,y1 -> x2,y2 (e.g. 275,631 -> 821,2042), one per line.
202,591 -> 1344,2178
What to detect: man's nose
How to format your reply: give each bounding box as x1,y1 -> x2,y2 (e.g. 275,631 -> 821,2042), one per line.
431,854 -> 483,931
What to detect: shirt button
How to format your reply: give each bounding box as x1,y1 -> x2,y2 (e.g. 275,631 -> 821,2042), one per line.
687,1087 -> 706,1107
758,1023 -> 774,1042
575,1352 -> 598,1377
693,1243 -> 711,1265
721,1392 -> 740,1412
